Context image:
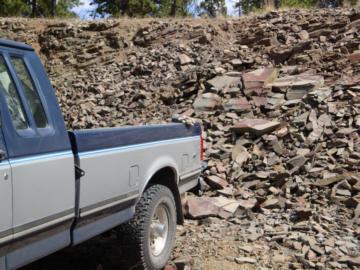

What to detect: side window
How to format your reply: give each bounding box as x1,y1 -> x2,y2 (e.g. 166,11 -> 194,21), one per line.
0,56 -> 28,130
11,57 -> 47,128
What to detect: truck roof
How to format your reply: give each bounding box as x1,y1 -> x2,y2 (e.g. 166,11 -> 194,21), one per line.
0,38 -> 34,51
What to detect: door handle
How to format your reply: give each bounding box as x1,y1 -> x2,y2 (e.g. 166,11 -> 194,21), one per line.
0,149 -> 6,160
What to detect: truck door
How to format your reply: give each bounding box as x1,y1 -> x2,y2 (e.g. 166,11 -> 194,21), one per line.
0,49 -> 75,263
0,157 -> 12,256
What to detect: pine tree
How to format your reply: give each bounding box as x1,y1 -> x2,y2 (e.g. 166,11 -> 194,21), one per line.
199,0 -> 227,17
0,0 -> 80,17
35,0 -> 80,17
91,0 -> 193,17
91,0 -> 125,17
234,0 -> 352,14
236,0 -> 263,14
0,0 -> 31,17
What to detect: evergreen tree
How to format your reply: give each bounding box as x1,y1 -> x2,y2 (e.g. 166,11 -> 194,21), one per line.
279,0 -> 317,8
0,0 -> 80,17
234,0 -> 263,15
0,0 -> 31,17
91,0 -> 193,17
35,0 -> 81,17
92,0 -> 144,17
234,0 -> 359,14
156,0 -> 191,16
199,0 -> 227,17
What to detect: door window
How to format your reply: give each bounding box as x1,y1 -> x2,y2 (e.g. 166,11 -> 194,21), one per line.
11,57 -> 48,128
0,56 -> 28,130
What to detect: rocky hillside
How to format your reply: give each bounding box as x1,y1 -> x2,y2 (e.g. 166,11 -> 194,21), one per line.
2,8 -> 360,270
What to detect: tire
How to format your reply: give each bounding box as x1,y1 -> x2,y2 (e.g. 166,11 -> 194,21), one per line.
117,185 -> 177,270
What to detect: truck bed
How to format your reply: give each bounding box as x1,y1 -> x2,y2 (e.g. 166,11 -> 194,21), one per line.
69,123 -> 202,244
70,123 -> 201,153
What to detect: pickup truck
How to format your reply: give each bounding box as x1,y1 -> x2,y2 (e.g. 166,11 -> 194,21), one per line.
0,38 -> 202,270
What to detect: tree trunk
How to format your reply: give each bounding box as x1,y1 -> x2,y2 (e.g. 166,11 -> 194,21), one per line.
170,0 -> 177,16
0,0 -> 4,16
275,0 -> 280,9
32,0 -> 37,17
51,0 -> 56,17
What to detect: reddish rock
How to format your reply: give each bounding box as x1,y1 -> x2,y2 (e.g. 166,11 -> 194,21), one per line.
260,198 -> 280,209
183,197 -> 220,219
338,256 -> 360,267
348,51 -> 360,62
193,93 -> 221,111
238,198 -> 257,209
206,175 -> 228,189
251,96 -> 268,107
231,119 -> 280,137
243,68 -> 278,96
223,98 -> 251,112
206,75 -> 241,91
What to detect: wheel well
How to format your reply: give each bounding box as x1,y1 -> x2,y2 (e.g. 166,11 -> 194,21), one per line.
145,167 -> 184,225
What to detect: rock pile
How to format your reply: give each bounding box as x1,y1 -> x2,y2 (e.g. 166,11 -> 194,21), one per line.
1,7 -> 360,269
181,67 -> 360,268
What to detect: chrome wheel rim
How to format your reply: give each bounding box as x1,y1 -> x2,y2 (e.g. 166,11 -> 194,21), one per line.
149,203 -> 169,256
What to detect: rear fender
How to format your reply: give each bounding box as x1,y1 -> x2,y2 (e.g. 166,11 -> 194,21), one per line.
141,156 -> 179,196
139,156 -> 184,224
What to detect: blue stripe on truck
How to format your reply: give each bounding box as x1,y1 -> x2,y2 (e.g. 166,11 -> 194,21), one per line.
79,136 -> 200,157
70,122 -> 201,154
4,135 -> 200,164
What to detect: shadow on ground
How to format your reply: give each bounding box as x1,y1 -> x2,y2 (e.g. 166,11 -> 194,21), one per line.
20,231 -> 141,270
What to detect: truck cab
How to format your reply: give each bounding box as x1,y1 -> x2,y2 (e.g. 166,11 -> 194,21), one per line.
0,39 -> 202,270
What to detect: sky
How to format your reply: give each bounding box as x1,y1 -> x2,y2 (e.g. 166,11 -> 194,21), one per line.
72,0 -> 238,19
226,0 -> 237,16
72,0 -> 96,19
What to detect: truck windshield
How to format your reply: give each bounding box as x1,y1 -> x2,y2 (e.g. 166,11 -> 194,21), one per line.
0,56 -> 28,130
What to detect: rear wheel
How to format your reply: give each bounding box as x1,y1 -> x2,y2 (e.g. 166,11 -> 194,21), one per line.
117,185 -> 177,270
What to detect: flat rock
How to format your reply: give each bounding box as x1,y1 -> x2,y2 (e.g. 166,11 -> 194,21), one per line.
193,93 -> 221,111
178,53 -> 193,65
271,75 -> 324,100
183,197 -> 219,219
232,145 -> 250,166
338,256 -> 360,266
243,68 -> 278,96
235,257 -> 257,264
287,155 -> 306,169
206,175 -> 228,189
348,51 -> 360,62
206,75 -> 241,91
238,198 -> 257,209
223,98 -> 251,112
261,198 -> 280,209
212,196 -> 242,214
231,119 -> 280,137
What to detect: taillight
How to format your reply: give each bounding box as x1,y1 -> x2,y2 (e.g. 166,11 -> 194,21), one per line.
200,134 -> 204,161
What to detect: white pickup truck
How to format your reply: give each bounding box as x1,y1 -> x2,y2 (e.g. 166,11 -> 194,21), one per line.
0,39 -> 202,270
